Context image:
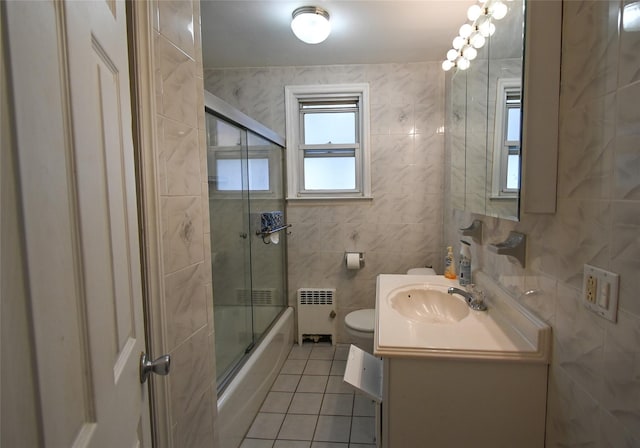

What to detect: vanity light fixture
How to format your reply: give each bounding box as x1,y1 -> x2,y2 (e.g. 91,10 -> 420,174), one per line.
442,0 -> 508,72
291,6 -> 331,44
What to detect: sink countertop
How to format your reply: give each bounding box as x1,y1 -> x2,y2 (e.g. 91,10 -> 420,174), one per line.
374,273 -> 552,363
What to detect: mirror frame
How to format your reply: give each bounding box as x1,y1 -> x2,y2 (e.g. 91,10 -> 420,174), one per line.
520,0 -> 562,214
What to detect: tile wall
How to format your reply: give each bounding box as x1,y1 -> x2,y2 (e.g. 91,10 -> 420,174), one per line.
445,1 -> 640,445
204,63 -> 446,343
151,1 -> 217,446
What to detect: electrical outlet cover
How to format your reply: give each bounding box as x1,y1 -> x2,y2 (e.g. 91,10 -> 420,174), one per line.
582,264 -> 619,322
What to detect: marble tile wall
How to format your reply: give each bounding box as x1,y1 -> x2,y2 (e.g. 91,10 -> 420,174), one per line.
205,63 -> 446,343
445,0 -> 640,445
151,1 -> 217,446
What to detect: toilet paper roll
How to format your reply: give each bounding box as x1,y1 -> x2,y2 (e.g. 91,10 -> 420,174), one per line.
346,252 -> 362,270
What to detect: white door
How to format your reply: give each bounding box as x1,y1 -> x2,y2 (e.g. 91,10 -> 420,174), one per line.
6,1 -> 153,446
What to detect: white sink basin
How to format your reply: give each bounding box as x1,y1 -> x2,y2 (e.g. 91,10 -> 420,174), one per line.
389,285 -> 469,324
375,273 -> 552,363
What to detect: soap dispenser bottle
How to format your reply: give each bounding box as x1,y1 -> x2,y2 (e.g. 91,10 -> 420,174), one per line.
444,246 -> 457,279
459,240 -> 472,286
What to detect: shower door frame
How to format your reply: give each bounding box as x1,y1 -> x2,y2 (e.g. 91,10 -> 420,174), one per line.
205,92 -> 288,392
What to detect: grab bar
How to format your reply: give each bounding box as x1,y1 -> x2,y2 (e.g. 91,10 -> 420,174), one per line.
256,224 -> 292,244
256,224 -> 292,237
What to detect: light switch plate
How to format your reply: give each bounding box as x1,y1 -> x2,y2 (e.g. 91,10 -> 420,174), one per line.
582,264 -> 619,322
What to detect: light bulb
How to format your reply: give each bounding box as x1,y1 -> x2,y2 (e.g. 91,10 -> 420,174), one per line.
462,46 -> 478,61
456,57 -> 471,70
447,49 -> 459,61
442,60 -> 455,71
452,36 -> 466,50
490,1 -> 508,20
478,20 -> 496,37
459,23 -> 474,38
467,4 -> 483,21
469,32 -> 486,49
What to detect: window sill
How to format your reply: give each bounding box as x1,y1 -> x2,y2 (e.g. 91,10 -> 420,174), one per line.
488,194 -> 518,201
286,195 -> 374,203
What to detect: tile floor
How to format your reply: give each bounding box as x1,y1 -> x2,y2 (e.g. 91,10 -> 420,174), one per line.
240,342 -> 377,448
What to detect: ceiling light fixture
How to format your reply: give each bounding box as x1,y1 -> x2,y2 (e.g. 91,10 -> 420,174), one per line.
441,0 -> 509,72
291,6 -> 331,44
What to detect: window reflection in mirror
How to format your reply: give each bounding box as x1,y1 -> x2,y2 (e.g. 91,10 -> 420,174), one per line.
490,78 -> 521,199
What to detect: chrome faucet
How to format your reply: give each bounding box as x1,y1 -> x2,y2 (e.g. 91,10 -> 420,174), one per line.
447,287 -> 488,311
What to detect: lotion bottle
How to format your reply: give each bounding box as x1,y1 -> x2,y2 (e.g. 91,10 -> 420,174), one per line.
444,246 -> 457,279
459,240 -> 472,286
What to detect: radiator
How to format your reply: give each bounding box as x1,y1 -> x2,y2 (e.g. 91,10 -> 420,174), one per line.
297,288 -> 337,345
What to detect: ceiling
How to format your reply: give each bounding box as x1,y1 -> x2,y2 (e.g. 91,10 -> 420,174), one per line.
200,1 -> 475,68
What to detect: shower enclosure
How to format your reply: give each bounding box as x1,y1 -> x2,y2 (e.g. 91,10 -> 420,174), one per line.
205,92 -> 288,390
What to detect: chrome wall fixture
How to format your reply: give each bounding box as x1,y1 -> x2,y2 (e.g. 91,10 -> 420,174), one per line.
442,0 -> 510,71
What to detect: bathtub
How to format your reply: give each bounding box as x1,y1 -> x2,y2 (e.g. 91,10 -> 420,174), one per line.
217,306 -> 294,448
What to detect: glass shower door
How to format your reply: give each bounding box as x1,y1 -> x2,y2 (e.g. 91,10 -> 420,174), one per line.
206,114 -> 253,384
247,131 -> 287,340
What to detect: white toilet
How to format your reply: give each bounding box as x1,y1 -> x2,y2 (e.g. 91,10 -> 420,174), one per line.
344,267 -> 436,352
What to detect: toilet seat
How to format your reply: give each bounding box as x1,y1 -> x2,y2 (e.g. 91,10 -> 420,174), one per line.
345,309 -> 375,334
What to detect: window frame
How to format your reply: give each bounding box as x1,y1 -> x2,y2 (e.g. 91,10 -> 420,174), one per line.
490,78 -> 522,199
285,84 -> 371,200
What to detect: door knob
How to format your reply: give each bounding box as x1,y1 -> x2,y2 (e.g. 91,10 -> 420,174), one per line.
140,352 -> 171,383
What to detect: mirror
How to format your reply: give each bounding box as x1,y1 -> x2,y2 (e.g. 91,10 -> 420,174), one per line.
448,0 -> 561,220
448,0 -> 524,221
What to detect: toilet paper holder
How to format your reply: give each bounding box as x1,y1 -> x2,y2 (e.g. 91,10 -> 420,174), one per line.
345,252 -> 365,269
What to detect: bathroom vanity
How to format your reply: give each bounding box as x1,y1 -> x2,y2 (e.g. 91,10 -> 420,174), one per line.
345,273 -> 551,448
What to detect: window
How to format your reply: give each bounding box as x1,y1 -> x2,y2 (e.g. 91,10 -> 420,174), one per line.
285,84 -> 371,199
491,78 -> 521,198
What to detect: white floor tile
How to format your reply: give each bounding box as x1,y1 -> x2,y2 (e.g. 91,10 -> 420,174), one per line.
278,414 -> 318,441
329,360 -> 346,376
281,359 -> 308,375
313,415 -> 351,443
261,392 -> 294,414
288,344 -> 313,360
241,343 -> 378,448
272,374 -> 301,392
246,413 -> 285,439
309,346 -> 335,360
349,417 -> 375,444
320,394 -> 353,416
325,376 -> 354,394
311,442 -> 348,448
333,345 -> 350,361
352,395 -> 375,417
289,392 -> 323,415
297,375 -> 328,393
240,439 -> 274,448
273,440 -> 311,448
304,359 -> 332,375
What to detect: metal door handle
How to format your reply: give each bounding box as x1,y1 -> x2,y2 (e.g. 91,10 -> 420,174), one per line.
140,352 -> 171,383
